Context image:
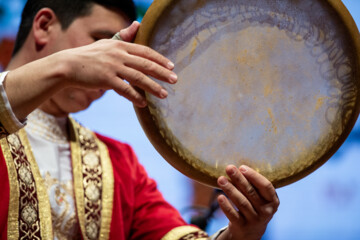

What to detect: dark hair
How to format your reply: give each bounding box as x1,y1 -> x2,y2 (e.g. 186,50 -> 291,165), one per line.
12,0 -> 136,55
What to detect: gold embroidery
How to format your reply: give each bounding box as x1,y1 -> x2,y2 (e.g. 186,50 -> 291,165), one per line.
70,121 -> 87,240
97,138 -> 114,240
26,109 -> 68,144
21,205 -> 38,226
83,151 -> 100,168
161,226 -> 209,240
43,172 -> 80,240
0,137 -> 20,240
18,165 -> 33,185
6,132 -> 41,239
69,118 -> 114,240
19,129 -> 54,239
78,125 -> 102,240
85,182 -> 101,202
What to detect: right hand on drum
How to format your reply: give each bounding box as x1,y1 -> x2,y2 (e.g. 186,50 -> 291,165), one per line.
5,21 -> 177,120
55,21 -> 177,107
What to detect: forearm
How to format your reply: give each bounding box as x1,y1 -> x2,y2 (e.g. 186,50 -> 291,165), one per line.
4,53 -> 69,120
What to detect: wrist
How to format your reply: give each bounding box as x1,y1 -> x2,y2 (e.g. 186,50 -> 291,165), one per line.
48,51 -> 73,88
214,228 -> 230,240
3,54 -> 70,120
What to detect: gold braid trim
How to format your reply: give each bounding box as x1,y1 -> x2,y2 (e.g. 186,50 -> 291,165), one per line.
1,129 -> 53,239
19,129 -> 53,239
0,137 -> 19,240
97,138 -> 114,240
69,118 -> 114,240
161,226 -> 209,240
69,120 -> 87,239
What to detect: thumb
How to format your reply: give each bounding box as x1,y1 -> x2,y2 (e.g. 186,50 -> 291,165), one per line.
119,21 -> 141,42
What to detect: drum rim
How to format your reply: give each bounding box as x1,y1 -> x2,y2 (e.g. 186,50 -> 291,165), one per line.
133,0 -> 360,188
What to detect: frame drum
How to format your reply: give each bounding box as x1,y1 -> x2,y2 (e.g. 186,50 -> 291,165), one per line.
134,0 -> 360,188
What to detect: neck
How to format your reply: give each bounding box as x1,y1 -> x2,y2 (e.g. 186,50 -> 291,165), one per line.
6,49 -> 38,71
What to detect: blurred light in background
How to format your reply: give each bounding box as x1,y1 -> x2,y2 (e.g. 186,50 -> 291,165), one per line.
0,1 -> 359,239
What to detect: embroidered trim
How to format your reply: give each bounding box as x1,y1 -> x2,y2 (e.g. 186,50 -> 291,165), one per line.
0,136 -> 20,239
18,129 -> 53,239
7,132 -> 41,239
70,118 -> 114,240
43,172 -> 80,240
1,130 -> 53,239
26,109 -> 68,144
97,138 -> 114,240
161,226 -> 209,240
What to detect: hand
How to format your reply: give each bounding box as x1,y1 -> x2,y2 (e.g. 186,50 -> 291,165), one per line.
216,165 -> 279,240
59,21 -> 177,107
4,21 -> 177,120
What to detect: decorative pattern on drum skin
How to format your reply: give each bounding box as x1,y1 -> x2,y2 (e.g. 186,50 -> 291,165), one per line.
145,0 -> 358,186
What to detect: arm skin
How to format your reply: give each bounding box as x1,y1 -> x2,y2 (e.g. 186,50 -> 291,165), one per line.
216,165 -> 280,240
4,21 -> 177,120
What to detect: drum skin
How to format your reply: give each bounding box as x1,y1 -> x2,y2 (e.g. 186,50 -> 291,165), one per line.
134,0 -> 360,188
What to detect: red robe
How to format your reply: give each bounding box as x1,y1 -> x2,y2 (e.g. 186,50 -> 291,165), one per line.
99,133 -> 188,240
0,120 -> 208,240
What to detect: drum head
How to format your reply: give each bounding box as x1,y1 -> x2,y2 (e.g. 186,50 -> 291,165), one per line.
134,0 -> 360,188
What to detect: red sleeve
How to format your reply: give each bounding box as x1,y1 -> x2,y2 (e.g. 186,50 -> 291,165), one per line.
0,146 -> 9,240
96,134 -> 187,240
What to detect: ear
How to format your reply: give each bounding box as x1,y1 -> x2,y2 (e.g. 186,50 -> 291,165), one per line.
32,8 -> 59,50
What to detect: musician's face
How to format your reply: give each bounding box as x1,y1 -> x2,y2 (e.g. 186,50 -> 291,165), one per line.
40,4 -> 130,117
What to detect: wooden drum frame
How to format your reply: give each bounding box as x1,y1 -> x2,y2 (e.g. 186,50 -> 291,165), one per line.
134,0 -> 360,188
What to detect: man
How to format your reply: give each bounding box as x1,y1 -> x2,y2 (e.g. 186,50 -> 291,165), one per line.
0,0 -> 279,239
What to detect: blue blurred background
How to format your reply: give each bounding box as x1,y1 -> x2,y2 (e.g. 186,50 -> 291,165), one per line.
0,0 -> 359,239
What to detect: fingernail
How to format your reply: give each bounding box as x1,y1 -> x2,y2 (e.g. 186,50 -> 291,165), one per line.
167,61 -> 175,69
265,206 -> 273,215
228,166 -> 236,176
160,89 -> 168,98
169,73 -> 177,83
240,165 -> 248,173
218,177 -> 228,186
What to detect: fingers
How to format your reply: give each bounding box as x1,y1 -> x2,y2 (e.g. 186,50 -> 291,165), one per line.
123,54 -> 177,84
226,165 -> 264,208
119,21 -> 141,42
117,66 -> 168,100
217,194 -> 245,225
218,175 -> 258,222
124,41 -> 175,71
111,41 -> 176,103
81,37 -> 176,105
217,165 -> 280,224
110,76 -> 147,107
216,165 -> 279,240
239,165 -> 278,204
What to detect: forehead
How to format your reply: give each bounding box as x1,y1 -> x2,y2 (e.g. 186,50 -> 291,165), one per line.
70,4 -> 131,35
